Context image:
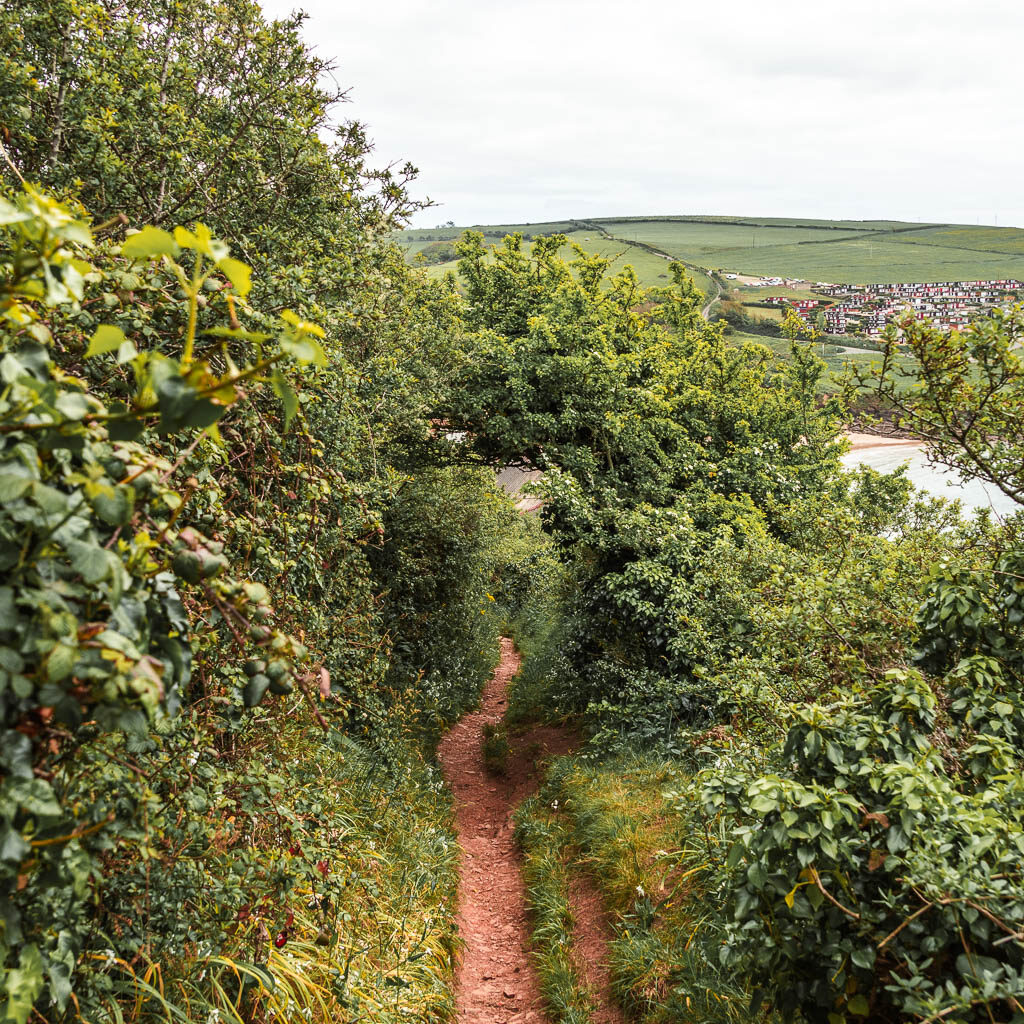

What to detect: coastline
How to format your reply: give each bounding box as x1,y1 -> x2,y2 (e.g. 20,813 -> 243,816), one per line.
845,430 -> 922,453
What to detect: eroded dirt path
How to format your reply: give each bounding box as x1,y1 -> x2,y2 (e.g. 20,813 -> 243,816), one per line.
438,638 -> 548,1022
568,872 -> 624,1024
438,637 -> 625,1024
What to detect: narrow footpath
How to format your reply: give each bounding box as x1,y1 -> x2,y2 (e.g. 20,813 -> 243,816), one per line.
437,637 -> 624,1024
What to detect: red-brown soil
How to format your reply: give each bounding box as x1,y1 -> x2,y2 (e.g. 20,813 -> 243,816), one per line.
438,637 -> 625,1024
567,871 -> 624,1024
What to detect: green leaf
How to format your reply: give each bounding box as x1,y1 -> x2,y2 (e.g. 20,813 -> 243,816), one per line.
280,309 -> 325,337
217,257 -> 252,297
280,334 -> 327,367
0,197 -> 31,225
235,962 -> 276,993
0,821 -> 31,861
243,674 -> 272,707
85,324 -> 127,358
11,778 -> 62,817
850,947 -> 875,970
206,327 -> 272,343
88,483 -> 135,526
0,474 -> 32,502
109,416 -> 146,442
271,370 -> 298,429
847,995 -> 870,1016
66,539 -> 111,584
54,391 -> 92,420
47,932 -> 76,1010
45,641 -> 78,682
156,375 -> 223,433
117,339 -> 139,364
122,226 -> 179,259
4,944 -> 45,1024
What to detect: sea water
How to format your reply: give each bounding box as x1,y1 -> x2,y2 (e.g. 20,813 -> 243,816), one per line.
843,446 -> 1020,518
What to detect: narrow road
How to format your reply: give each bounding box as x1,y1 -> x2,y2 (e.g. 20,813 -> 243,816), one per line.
437,638 -> 624,1024
701,276 -> 722,318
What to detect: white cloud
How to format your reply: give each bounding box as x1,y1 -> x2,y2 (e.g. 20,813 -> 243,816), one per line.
260,0 -> 1024,227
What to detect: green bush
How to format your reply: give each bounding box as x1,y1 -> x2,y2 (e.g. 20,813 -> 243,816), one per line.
704,662 -> 1024,1022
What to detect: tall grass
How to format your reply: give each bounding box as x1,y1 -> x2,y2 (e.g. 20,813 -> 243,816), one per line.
79,714 -> 459,1024
515,796 -> 595,1024
536,755 -> 765,1024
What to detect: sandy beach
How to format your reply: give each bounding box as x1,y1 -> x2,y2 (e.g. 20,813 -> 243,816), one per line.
845,431 -> 922,452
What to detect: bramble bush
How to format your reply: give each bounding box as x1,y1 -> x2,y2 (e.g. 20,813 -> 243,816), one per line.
0,179 -> 520,1021
0,3 -> 545,1018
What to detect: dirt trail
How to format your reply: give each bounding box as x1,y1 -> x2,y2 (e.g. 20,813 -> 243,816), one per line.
567,873 -> 623,1024
438,637 -> 625,1024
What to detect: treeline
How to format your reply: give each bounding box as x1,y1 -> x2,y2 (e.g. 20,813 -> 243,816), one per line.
0,2 -> 533,1021
476,239 -> 1024,1020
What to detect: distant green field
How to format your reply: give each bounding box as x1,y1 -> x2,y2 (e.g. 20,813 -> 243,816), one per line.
397,214 -> 1024,289
715,236 -> 1024,285
888,226 -> 1024,256
596,219 -> 865,259
595,214 -> 925,231
725,330 -> 919,393
588,218 -> 1024,284
395,226 -> 715,299
400,221 -> 577,242
743,304 -> 783,321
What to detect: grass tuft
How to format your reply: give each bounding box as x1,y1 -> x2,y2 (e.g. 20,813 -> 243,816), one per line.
482,722 -> 510,774
514,795 -> 595,1024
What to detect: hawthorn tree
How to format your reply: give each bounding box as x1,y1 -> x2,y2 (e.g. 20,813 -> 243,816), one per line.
444,232 -> 846,731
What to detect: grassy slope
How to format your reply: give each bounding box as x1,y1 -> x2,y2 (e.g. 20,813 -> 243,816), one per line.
399,217 -> 1024,285
593,218 -> 1024,284
514,751 -> 754,1024
396,229 -> 715,299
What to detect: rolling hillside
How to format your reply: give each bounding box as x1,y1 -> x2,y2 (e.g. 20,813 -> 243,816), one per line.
396,215 -> 1024,286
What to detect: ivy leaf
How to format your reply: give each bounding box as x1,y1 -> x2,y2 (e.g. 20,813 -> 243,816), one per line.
48,931 -> 77,1010
122,226 -> 179,259
4,944 -> 45,1024
10,778 -> 62,817
0,731 -> 32,780
0,821 -> 31,861
85,324 -> 127,358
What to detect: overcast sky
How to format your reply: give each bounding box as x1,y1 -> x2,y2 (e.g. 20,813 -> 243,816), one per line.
259,0 -> 1024,229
